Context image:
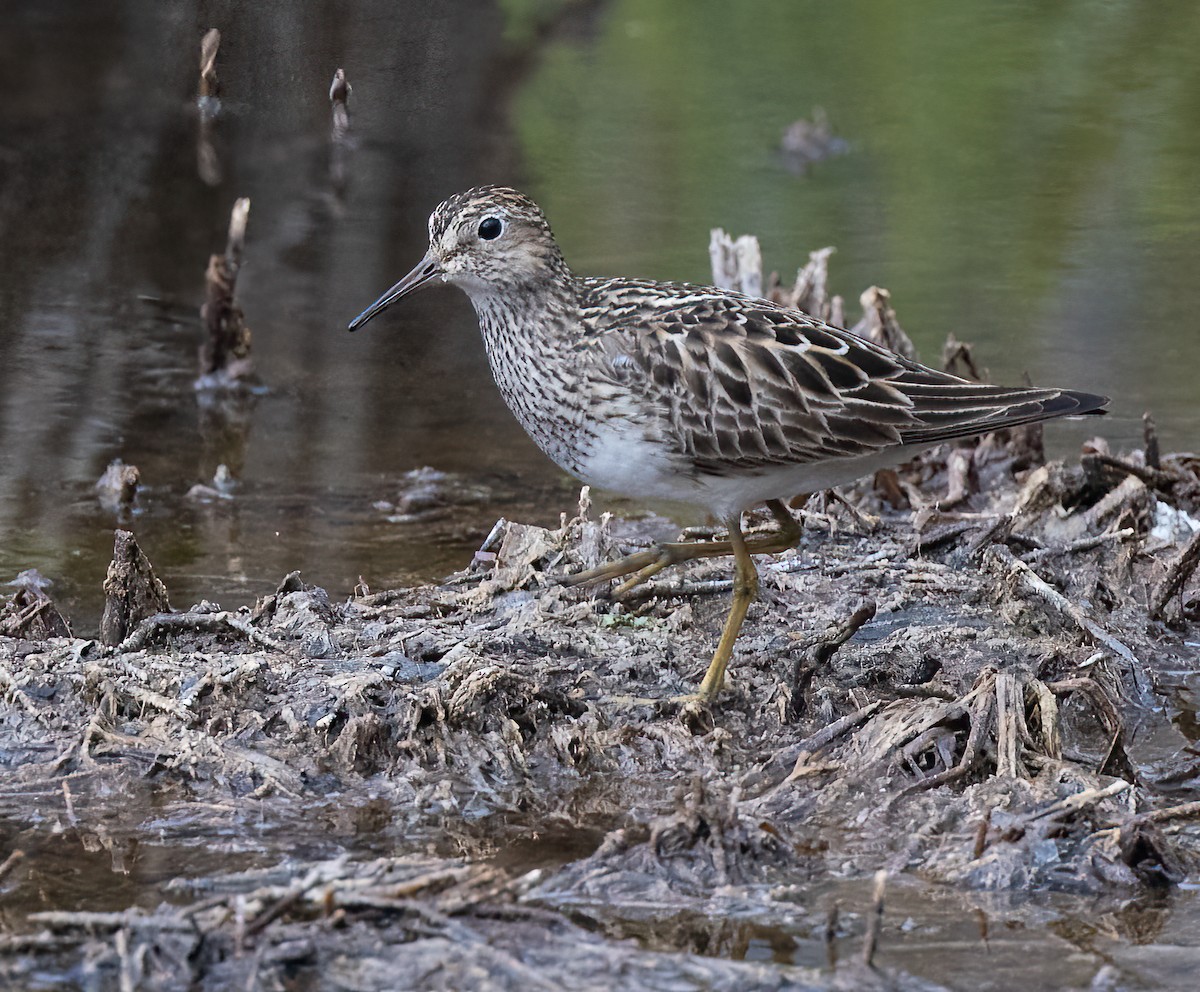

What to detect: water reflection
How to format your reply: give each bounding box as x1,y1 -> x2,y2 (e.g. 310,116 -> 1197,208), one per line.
1,0 -> 1198,637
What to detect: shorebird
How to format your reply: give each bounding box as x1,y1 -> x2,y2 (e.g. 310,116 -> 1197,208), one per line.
349,186 -> 1107,702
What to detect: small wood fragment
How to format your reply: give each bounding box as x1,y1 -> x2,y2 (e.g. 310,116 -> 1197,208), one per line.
972,809 -> 991,859
861,870 -> 887,967
0,849 -> 24,882
95,459 -> 140,514
942,446 -> 978,507
196,28 -> 222,184
994,672 -> 1024,778
330,68 -> 351,139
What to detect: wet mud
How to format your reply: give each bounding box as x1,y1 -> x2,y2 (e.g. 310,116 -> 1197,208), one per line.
2,429 -> 1199,990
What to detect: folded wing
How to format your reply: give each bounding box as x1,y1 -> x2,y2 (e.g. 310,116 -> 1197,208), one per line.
587,285 -> 1107,477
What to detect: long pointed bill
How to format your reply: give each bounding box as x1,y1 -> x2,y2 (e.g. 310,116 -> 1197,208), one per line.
347,252 -> 443,331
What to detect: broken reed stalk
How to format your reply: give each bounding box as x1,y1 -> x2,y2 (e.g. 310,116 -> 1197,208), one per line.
199,198 -> 253,379
708,229 -> 763,298
1143,412 -> 1160,470
330,68 -> 352,195
853,287 -> 916,362
196,28 -> 222,185
861,870 -> 887,968
330,68 -> 351,141
941,332 -> 984,381
199,29 -> 220,99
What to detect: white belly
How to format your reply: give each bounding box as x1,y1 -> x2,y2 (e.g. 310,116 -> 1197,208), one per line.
574,419 -> 917,521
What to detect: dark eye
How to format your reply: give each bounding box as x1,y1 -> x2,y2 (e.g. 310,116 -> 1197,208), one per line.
478,217 -> 503,240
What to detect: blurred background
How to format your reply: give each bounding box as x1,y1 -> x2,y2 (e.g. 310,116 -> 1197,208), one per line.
2,0 -> 1198,633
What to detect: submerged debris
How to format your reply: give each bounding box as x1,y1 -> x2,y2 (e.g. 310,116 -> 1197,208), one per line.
0,570 -> 70,640
94,458 -> 140,515
376,466 -> 493,524
2,418 -> 1198,985
780,107 -> 849,174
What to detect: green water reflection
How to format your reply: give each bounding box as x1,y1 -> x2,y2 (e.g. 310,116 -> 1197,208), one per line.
513,0 -> 1200,444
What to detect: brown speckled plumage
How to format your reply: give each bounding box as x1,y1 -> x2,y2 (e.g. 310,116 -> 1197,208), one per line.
349,186 -> 1109,700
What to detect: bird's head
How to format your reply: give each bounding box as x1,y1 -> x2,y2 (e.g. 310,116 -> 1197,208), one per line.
348,186 -> 567,330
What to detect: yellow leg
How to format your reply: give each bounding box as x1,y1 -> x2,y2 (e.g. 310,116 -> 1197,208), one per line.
562,498 -> 803,593
563,499 -> 806,704
696,515 -> 759,700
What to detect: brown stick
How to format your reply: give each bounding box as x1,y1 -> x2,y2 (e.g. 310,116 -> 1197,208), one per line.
1027,779 -> 1130,822
1130,800 -> 1200,825
1151,529 -> 1200,621
115,609 -> 284,654
1088,453 -> 1178,492
789,600 -> 876,721
861,870 -> 888,967
1143,412 -> 1160,470
780,701 -> 883,783
984,545 -> 1150,693
0,849 -> 24,882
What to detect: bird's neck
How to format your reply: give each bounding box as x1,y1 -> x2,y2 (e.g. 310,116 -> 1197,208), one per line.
464,267 -> 591,472
468,264 -> 581,348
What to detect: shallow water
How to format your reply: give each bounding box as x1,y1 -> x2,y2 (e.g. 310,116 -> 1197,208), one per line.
2,1 -> 1198,633
2,6 -> 1200,984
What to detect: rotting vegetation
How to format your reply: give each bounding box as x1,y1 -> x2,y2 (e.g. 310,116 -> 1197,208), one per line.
3,257 -> 1200,990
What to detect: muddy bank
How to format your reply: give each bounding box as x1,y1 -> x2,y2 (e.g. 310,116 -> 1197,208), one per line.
2,426 -> 1199,990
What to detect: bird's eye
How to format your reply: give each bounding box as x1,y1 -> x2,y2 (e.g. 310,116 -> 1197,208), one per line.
477,217 -> 503,240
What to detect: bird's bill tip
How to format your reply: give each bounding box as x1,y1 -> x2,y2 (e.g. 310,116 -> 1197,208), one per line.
347,252 -> 443,331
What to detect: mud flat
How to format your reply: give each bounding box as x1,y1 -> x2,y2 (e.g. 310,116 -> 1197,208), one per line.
2,425 -> 1198,991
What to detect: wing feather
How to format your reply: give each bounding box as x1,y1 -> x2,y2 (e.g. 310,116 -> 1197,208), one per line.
583,279 -> 1107,476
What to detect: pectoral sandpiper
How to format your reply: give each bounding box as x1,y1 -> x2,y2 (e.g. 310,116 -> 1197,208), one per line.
349,186 -> 1108,702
